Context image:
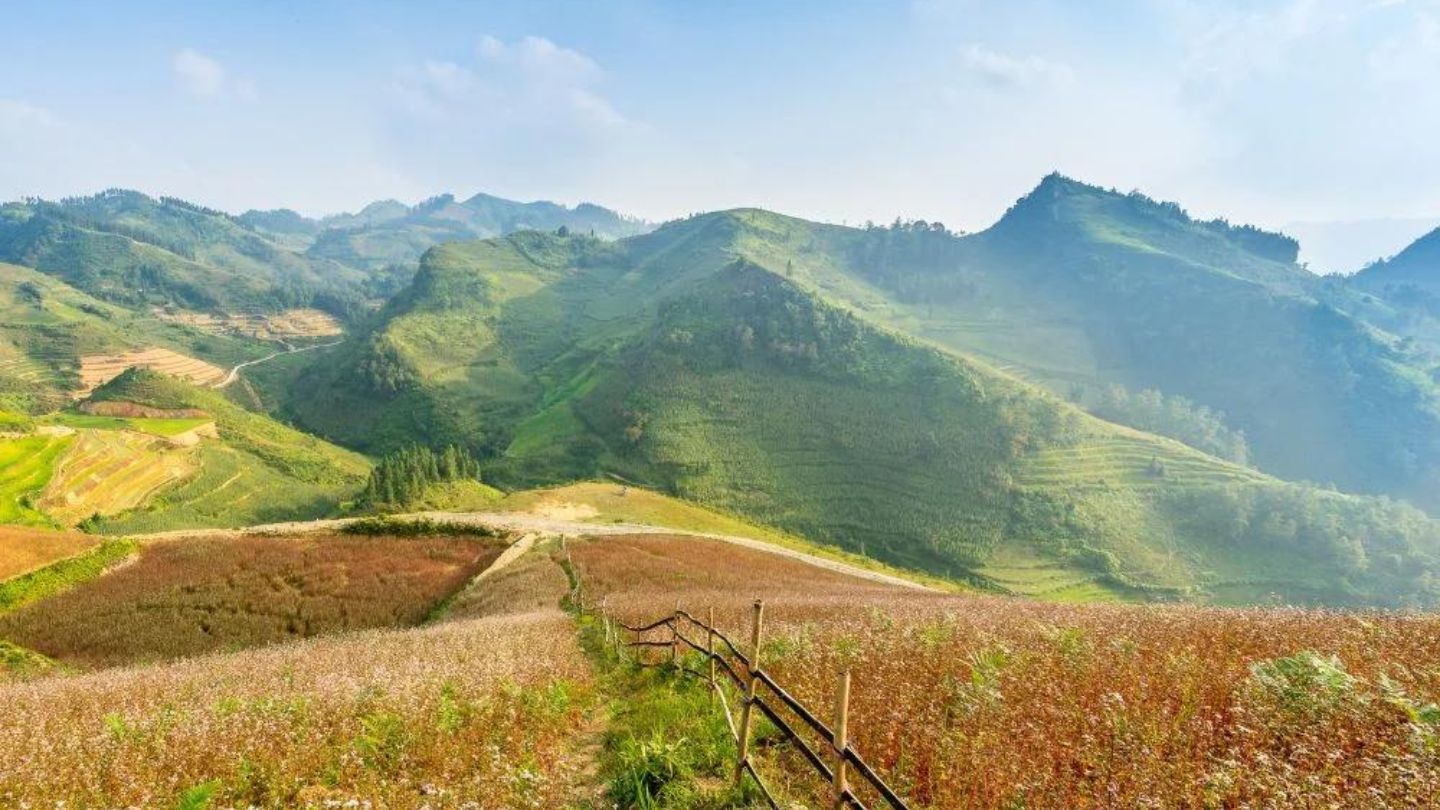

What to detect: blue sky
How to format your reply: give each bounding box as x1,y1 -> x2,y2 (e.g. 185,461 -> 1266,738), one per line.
3,0 -> 1439,261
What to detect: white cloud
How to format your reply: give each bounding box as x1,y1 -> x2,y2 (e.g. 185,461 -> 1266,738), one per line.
392,35 -> 632,131
960,44 -> 1074,89
173,48 -> 226,97
171,48 -> 257,101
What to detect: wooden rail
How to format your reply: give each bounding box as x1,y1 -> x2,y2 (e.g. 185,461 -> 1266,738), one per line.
607,600 -> 911,810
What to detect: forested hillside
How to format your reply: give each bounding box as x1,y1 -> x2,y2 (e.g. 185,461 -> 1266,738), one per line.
284,220 -> 1440,606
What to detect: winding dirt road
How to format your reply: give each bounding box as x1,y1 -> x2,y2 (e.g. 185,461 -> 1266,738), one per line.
216,341 -> 342,388
135,511 -> 933,591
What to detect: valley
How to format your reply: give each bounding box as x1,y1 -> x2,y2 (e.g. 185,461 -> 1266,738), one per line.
4,175 -> 1440,807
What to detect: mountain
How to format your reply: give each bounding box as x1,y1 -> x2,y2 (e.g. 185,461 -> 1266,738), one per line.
284,216 -> 1440,606
241,191 -> 652,272
0,190 -> 376,319
1355,226 -> 1440,290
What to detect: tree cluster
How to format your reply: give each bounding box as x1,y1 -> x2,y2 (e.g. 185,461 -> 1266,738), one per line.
1091,384 -> 1250,465
361,444 -> 481,506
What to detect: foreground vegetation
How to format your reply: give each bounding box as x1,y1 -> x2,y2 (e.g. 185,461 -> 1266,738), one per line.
575,533 -> 1440,808
0,609 -> 594,807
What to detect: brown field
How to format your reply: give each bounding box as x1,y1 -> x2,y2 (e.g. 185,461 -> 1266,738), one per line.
0,526 -> 98,581
38,429 -> 198,525
76,347 -> 227,397
154,307 -> 343,340
571,534 -> 1440,809
0,533 -> 505,668
0,606 -> 593,808
444,541 -> 574,621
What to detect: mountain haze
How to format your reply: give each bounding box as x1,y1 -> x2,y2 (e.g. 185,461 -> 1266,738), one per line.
283,202 -> 1440,606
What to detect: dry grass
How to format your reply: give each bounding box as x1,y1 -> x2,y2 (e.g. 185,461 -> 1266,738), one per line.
0,533 -> 503,668
0,526 -> 97,581
0,607 -> 593,808
76,347 -> 226,396
155,307 -> 343,339
572,534 -> 1440,808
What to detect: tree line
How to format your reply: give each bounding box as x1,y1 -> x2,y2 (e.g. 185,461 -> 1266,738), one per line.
361,444 -> 482,507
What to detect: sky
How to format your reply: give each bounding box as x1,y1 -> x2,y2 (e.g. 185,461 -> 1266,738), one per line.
3,0 -> 1440,270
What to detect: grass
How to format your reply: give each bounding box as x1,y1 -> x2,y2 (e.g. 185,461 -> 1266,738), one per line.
43,411 -> 213,437
0,434 -> 73,525
0,537 -> 136,616
0,526 -> 98,581
493,481 -> 961,592
93,445 -> 351,533
0,533 -> 504,668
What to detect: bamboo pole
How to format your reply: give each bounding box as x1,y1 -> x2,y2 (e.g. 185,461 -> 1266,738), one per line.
671,601 -> 680,665
734,599 -> 765,786
832,669 -> 851,808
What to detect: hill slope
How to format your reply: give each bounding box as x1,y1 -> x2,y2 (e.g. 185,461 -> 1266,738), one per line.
0,262 -> 266,412
81,368 -> 370,532
287,225 -> 1440,606
0,190 -> 375,318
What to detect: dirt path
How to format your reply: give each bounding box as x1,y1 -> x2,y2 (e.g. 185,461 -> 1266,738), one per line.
215,340 -> 341,388
132,510 -> 933,591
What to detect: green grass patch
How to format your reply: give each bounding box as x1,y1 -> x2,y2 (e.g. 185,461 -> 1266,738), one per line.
0,537 -> 136,616
0,434 -> 73,526
340,516 -> 504,539
43,412 -> 212,437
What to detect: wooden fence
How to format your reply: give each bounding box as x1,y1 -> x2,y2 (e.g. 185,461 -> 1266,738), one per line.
601,599 -> 911,810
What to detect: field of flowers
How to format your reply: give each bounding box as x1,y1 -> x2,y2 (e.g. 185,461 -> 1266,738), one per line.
0,533 -> 504,667
0,606 -> 594,808
571,534 -> 1440,808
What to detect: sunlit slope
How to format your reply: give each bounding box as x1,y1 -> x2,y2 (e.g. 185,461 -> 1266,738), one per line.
708,181 -> 1440,510
292,229 -> 1440,606
79,369 -> 369,532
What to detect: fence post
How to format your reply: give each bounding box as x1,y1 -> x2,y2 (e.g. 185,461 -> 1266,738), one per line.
707,605 -> 717,703
734,599 -> 765,786
832,669 -> 851,807
670,601 -> 680,666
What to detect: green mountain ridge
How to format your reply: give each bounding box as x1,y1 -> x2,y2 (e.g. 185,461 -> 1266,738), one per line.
0,190 -> 383,319
282,215 -> 1440,606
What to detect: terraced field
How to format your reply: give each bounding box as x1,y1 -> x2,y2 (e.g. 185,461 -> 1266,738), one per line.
154,307 -> 343,340
37,430 -> 197,526
92,445 -> 352,533
75,348 -> 226,397
975,544 -> 1127,602
0,434 -> 73,525
1015,433 -> 1267,489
